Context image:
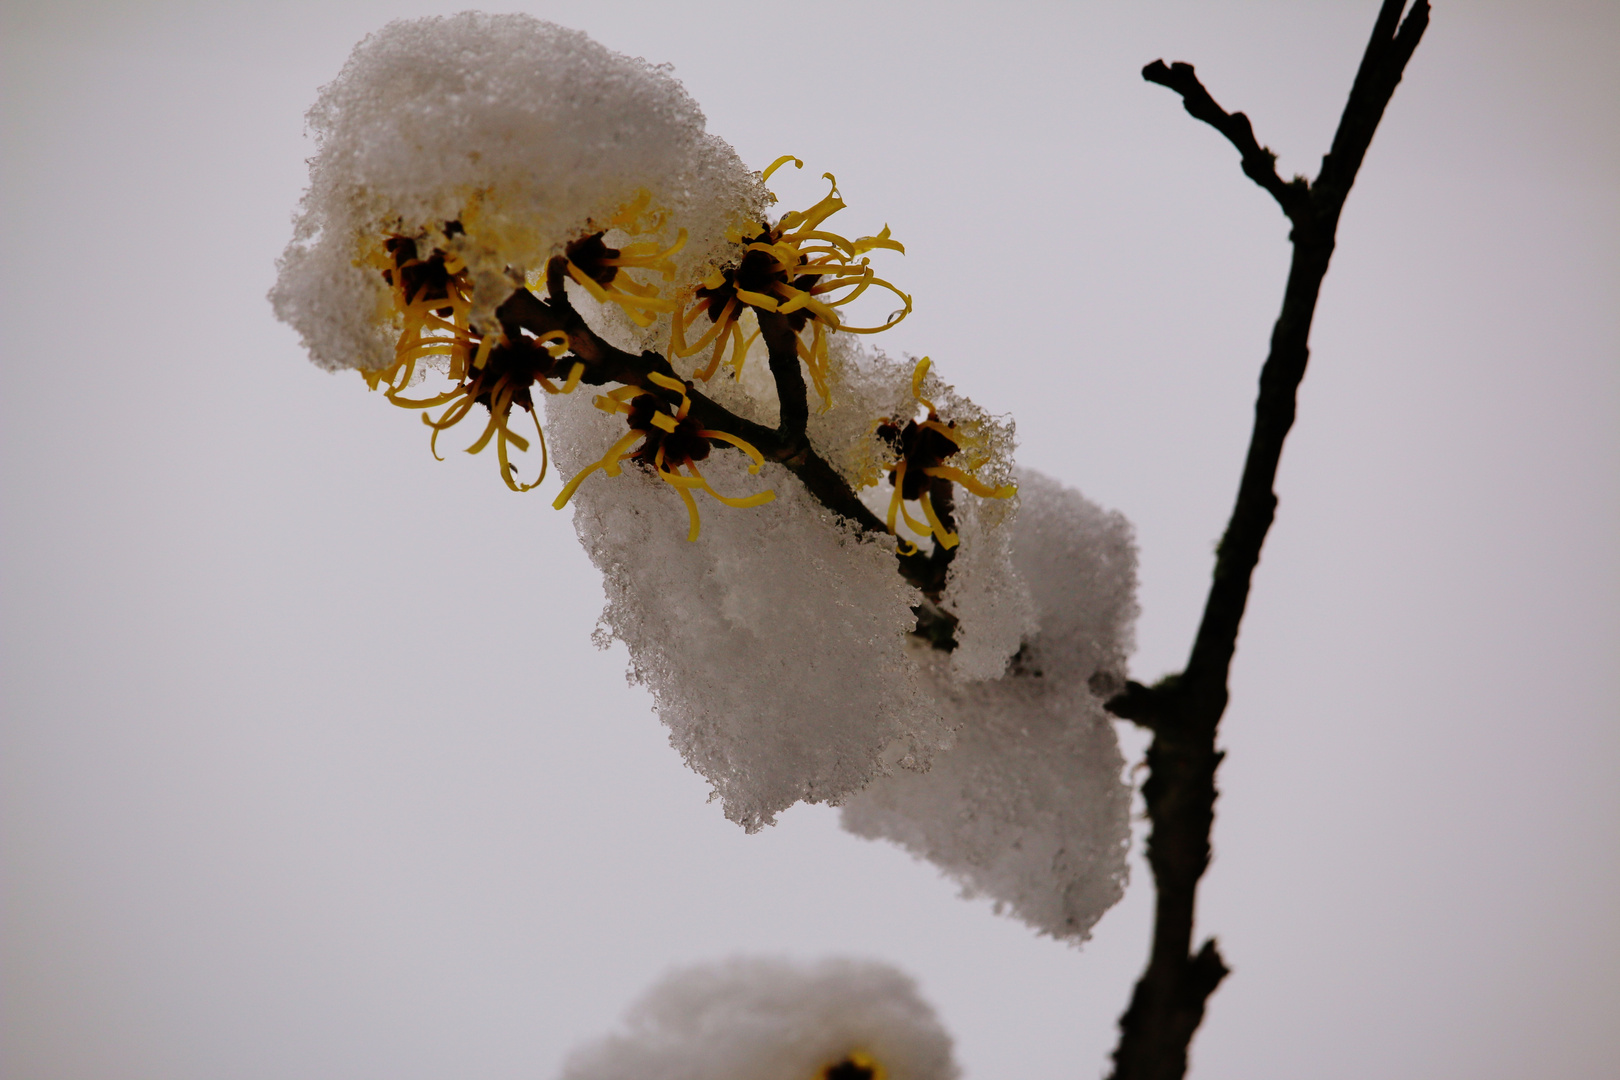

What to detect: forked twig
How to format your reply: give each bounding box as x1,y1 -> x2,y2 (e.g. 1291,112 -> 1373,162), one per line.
1104,3 -> 1429,1077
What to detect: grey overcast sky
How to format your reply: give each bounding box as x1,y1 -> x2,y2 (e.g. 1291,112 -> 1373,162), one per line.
2,2 -> 1616,1078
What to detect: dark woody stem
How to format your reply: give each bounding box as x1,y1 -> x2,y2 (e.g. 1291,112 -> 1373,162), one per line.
1103,4 -> 1428,1078
756,310 -> 809,445
511,260 -> 887,535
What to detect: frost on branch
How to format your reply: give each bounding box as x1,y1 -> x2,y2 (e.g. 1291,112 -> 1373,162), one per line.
560,957 -> 959,1080
842,473 -> 1139,941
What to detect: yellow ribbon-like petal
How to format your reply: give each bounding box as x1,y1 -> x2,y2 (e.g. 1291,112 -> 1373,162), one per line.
921,465 -> 1016,500
761,154 -> 804,182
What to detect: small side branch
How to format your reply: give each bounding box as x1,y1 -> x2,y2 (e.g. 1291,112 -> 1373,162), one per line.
1105,4 -> 1428,1078
1140,60 -> 1308,220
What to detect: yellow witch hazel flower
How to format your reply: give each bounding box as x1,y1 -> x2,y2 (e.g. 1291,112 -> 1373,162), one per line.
872,357 -> 1017,553
669,157 -> 911,402
356,193 -> 686,491
553,372 -> 774,541
537,190 -> 689,330
350,227 -> 574,491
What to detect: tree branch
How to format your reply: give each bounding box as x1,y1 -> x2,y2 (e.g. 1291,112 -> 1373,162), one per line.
520,258 -> 979,650
1104,4 -> 1428,1078
500,273 -> 889,536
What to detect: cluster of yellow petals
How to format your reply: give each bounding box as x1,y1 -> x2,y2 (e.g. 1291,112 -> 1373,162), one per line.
553,372 -> 774,541
360,234 -> 588,491
534,190 -> 691,329
354,177 -> 949,550
390,331 -> 582,492
875,358 -> 1017,554
360,239 -> 478,394
668,157 -> 911,405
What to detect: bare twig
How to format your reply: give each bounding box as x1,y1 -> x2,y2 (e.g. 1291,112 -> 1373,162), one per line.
1104,3 -> 1429,1078
1140,61 -> 1308,220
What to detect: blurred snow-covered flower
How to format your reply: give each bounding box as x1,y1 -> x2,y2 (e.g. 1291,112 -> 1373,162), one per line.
560,957 -> 958,1080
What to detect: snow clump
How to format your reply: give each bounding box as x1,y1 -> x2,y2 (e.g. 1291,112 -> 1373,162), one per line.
841,471 -> 1139,941
824,345 -> 1034,683
549,339 -> 1037,831
270,12 -> 766,372
559,957 -> 959,1080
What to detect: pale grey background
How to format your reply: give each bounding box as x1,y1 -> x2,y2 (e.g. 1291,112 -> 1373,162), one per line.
2,1 -> 1615,1078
